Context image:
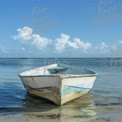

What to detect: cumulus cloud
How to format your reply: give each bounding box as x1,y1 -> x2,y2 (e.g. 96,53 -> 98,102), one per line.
73,38 -> 92,50
31,34 -> 51,48
12,26 -> 50,49
13,26 -> 32,41
55,33 -> 92,52
95,42 -> 109,53
94,41 -> 122,55
13,27 -> 92,52
12,26 -> 122,57
55,33 -> 70,52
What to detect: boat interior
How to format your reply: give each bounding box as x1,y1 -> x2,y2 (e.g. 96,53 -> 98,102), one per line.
19,63 -> 96,77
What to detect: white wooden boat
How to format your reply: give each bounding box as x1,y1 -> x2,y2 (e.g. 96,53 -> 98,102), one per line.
19,63 -> 97,106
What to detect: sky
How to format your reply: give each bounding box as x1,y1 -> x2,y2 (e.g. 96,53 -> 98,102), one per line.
0,0 -> 122,58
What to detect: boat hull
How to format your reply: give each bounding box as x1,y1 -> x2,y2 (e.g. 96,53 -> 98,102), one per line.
19,75 -> 96,105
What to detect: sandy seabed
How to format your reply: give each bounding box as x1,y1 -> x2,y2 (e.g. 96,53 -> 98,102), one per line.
0,107 -> 122,122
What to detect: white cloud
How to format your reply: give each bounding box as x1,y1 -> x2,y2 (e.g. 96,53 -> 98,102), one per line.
12,27 -> 92,53
95,42 -> 109,53
31,34 -> 51,48
109,41 -> 122,55
55,33 -> 70,52
12,26 -> 122,57
55,33 -> 92,52
73,38 -> 92,50
94,41 -> 122,55
12,26 -> 50,49
13,26 -> 32,41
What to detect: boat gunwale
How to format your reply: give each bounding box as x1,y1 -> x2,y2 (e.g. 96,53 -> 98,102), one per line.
18,63 -> 97,78
18,74 -> 97,78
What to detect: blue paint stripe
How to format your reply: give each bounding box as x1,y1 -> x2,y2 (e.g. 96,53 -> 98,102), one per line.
67,85 -> 89,89
61,86 -> 90,96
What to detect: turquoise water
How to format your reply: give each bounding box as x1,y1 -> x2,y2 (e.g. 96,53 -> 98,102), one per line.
0,58 -> 122,121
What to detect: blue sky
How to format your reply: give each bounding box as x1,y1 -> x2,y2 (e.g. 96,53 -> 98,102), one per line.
0,0 -> 122,57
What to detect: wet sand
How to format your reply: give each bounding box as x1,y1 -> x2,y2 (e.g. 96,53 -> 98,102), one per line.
0,101 -> 122,122
0,93 -> 122,122
0,110 -> 122,122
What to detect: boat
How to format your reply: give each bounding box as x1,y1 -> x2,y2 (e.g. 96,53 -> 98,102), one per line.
18,63 -> 97,106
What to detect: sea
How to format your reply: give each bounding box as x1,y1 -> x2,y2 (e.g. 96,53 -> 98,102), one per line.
0,58 -> 122,122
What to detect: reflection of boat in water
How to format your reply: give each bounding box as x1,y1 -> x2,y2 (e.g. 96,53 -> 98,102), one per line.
19,63 -> 97,105
61,92 -> 96,118
21,92 -> 96,122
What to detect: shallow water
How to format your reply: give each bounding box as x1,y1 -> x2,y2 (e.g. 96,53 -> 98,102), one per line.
0,58 -> 122,121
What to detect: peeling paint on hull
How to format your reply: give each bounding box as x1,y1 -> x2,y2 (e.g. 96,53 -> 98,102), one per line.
27,86 -> 61,105
24,85 -> 91,105
27,87 -> 90,106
